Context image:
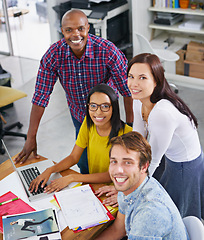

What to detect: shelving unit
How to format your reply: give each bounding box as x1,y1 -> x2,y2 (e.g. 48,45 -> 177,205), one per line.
149,7 -> 204,36
149,7 -> 204,16
149,22 -> 204,35
131,0 -> 204,89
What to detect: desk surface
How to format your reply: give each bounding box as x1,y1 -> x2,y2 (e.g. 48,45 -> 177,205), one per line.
0,154 -> 115,240
0,7 -> 29,18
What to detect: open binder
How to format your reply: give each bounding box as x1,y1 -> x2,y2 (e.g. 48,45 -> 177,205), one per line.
54,184 -> 114,232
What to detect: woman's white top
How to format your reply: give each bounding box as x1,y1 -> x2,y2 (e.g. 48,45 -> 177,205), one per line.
133,99 -> 201,176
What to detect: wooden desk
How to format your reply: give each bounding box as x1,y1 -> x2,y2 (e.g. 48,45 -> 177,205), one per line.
0,7 -> 29,29
0,154 -> 116,240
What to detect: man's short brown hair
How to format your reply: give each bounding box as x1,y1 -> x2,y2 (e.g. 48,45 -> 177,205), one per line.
109,131 -> 152,174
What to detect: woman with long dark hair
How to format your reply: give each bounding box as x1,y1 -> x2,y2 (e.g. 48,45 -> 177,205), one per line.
127,53 -> 204,219
29,84 -> 132,206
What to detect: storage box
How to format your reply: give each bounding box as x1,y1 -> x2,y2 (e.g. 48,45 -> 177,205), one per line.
186,41 -> 204,62
183,41 -> 204,78
184,60 -> 204,79
176,49 -> 186,75
186,50 -> 204,62
187,41 -> 204,53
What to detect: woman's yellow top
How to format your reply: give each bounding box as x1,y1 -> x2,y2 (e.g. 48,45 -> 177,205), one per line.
76,117 -> 132,174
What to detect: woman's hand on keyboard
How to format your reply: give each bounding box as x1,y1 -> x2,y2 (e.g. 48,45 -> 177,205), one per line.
29,168 -> 52,193
44,175 -> 74,193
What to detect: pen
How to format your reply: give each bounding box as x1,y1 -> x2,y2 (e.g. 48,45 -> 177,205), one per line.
0,197 -> 19,206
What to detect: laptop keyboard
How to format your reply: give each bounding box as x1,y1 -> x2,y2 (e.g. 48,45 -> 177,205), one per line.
21,167 -> 47,195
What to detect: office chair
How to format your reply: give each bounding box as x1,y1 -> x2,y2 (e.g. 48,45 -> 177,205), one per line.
0,86 -> 27,154
183,216 -> 204,240
135,32 -> 179,93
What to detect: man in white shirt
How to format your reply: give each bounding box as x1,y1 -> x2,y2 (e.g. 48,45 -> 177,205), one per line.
10,216 -> 53,233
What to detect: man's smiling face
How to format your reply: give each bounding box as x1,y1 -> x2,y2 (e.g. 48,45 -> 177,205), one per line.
61,11 -> 90,59
109,145 -> 148,196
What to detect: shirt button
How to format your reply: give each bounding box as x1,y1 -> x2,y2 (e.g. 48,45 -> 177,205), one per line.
129,199 -> 133,205
82,94 -> 84,97
78,73 -> 81,76
80,84 -> 82,87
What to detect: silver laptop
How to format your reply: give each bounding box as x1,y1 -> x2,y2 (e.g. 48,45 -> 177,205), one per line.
1,139 -> 61,202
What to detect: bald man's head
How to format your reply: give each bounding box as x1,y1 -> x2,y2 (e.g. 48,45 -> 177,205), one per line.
61,9 -> 90,59
61,9 -> 88,27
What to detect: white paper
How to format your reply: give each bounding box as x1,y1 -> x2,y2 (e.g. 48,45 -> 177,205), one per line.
0,172 -> 30,204
0,172 -> 76,231
178,20 -> 204,30
55,184 -> 109,230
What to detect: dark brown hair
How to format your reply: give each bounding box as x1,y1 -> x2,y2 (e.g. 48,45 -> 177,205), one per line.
127,53 -> 198,128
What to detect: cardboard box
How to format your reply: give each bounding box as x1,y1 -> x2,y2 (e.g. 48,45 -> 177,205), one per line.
176,49 -> 186,75
184,60 -> 204,79
186,41 -> 204,63
187,41 -> 204,52
186,50 -> 204,62
187,41 -> 204,53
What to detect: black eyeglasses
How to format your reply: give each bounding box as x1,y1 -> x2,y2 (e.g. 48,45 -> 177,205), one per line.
88,103 -> 112,112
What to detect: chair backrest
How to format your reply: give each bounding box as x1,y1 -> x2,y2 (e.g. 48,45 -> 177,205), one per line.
135,32 -> 180,62
134,32 -> 180,93
135,32 -> 155,55
183,216 -> 204,240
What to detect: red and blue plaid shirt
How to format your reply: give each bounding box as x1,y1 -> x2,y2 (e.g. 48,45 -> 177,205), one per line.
32,34 -> 131,123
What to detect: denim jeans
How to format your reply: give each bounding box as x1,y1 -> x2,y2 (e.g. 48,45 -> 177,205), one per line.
71,114 -> 89,174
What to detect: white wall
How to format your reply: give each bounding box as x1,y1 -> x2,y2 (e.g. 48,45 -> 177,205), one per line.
131,0 -> 152,56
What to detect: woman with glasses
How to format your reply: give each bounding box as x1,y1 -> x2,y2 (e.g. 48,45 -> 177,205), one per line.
29,84 -> 132,206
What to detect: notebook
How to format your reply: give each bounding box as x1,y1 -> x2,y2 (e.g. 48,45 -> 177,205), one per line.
1,139 -> 61,202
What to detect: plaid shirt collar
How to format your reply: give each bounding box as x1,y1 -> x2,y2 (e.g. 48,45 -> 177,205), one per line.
64,34 -> 94,59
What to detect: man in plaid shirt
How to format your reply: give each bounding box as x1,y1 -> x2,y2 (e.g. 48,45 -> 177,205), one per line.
15,9 -> 133,173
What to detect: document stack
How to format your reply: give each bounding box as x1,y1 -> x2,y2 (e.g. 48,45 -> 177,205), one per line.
154,12 -> 184,25
178,20 -> 204,30
54,184 -> 114,232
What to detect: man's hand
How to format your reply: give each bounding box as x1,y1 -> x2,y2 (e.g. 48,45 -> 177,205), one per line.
95,185 -> 118,207
14,137 -> 39,164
